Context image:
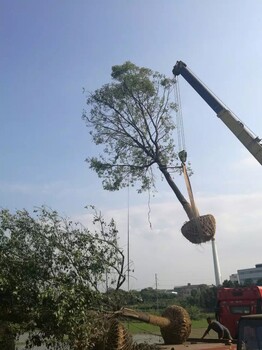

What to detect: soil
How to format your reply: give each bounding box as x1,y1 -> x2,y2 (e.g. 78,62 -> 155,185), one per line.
16,331 -> 234,350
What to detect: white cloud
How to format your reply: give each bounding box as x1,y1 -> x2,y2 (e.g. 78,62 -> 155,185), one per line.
4,178 -> 261,291
231,151 -> 261,171
75,191 -> 262,290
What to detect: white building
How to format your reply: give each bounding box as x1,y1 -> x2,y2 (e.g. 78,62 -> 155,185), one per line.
237,264 -> 262,285
229,273 -> 238,283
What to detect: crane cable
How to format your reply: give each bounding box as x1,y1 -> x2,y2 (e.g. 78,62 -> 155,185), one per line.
174,77 -> 199,219
174,77 -> 186,156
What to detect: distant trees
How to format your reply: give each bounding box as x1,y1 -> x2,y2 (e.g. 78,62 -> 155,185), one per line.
0,206 -> 126,350
256,278 -> 262,286
222,279 -> 239,287
135,279 -> 262,320
199,285 -> 217,311
129,285 -> 218,319
140,287 -> 158,302
243,279 -> 253,286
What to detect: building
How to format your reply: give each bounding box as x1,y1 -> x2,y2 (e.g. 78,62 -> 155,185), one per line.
173,283 -> 210,297
229,273 -> 238,283
237,264 -> 262,285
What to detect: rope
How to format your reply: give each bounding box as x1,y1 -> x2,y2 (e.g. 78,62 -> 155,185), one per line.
174,77 -> 199,217
182,163 -> 204,242
182,164 -> 199,218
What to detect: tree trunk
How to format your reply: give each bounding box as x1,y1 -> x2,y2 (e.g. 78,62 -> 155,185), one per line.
159,166 -> 194,220
0,323 -> 15,350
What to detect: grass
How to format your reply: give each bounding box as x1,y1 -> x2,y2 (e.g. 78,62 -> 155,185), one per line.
125,321 -> 161,335
124,319 -> 217,339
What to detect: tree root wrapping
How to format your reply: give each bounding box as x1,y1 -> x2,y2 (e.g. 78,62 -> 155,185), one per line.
181,214 -> 216,244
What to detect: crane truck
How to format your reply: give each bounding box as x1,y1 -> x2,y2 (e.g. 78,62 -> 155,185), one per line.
172,61 -> 262,165
172,61 -> 262,345
216,286 -> 262,339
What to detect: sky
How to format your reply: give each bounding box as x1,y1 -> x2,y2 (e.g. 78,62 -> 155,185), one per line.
1,0 -> 262,291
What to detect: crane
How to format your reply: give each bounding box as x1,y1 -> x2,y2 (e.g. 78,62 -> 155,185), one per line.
172,61 -> 262,165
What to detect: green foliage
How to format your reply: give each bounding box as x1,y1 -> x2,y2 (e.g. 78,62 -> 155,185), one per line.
256,278 -> 262,286
132,284 -> 220,317
140,288 -> 158,302
222,279 -> 239,287
0,206 -> 126,349
242,279 -> 254,286
105,289 -> 143,310
125,321 -> 161,335
198,285 -> 217,312
125,318 -> 210,336
83,61 -> 180,194
184,289 -> 201,307
184,305 -> 202,320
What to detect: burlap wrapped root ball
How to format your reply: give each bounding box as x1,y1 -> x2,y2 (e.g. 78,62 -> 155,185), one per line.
160,305 -> 191,345
181,214 -> 216,244
105,320 -> 161,350
105,319 -> 133,350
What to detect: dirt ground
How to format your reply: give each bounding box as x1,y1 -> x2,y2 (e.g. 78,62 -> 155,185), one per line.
16,331 -> 235,350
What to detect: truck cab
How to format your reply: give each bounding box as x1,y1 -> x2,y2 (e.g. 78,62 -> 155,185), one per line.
216,287 -> 262,339
237,314 -> 262,350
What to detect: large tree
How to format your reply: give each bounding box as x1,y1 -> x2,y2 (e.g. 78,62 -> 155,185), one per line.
0,206 -> 126,349
83,61 -> 194,220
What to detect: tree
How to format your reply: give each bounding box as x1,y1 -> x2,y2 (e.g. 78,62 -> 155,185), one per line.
83,61 -> 195,220
256,278 -> 262,286
222,279 -> 239,288
199,285 -> 217,312
0,206 -> 126,349
243,279 -> 254,287
140,287 -> 157,302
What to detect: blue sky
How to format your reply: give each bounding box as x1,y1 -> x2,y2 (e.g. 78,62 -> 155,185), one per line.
1,0 -> 262,290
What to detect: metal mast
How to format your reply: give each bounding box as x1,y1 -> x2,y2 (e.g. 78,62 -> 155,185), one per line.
211,238 -> 222,286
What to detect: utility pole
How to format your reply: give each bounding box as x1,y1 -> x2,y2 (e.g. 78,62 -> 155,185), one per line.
155,273 -> 159,312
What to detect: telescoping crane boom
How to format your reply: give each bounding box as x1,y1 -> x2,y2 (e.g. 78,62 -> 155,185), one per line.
172,61 -> 262,165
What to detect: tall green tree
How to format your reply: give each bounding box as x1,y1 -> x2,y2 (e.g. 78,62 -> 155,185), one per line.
0,206 -> 126,350
83,61 -> 194,220
199,285 -> 217,312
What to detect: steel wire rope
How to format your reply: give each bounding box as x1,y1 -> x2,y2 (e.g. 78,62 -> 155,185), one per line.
174,77 -> 186,153
174,76 -> 198,216
173,77 -> 203,242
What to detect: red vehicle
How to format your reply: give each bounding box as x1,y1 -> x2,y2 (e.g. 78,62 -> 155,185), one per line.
173,61 -> 262,341
216,286 -> 262,339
